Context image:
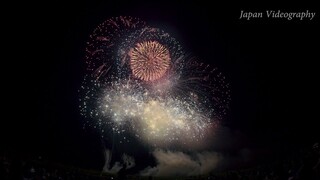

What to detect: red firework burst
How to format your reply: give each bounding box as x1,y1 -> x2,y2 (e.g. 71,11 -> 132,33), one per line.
129,41 -> 171,82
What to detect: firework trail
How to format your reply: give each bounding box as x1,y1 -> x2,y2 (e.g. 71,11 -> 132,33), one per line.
79,16 -> 230,148
85,16 -> 146,81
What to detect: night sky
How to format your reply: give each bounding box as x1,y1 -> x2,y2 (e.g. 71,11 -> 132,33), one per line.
4,1 -> 320,174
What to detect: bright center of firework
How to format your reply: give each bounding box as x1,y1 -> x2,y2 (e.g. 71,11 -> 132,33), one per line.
129,41 -> 170,82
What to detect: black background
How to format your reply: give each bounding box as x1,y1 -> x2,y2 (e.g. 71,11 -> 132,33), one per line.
3,1 -> 319,171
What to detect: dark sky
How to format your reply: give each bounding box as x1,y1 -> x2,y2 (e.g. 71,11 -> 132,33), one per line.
4,1 -> 320,171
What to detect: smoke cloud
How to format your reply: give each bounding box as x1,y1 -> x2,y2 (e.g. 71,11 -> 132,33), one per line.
102,149 -> 136,174
140,149 -> 222,177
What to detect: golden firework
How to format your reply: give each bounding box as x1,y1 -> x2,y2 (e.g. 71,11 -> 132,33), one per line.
129,41 -> 170,81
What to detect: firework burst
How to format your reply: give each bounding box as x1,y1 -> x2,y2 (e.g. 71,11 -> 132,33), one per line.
129,41 -> 171,82
79,16 -> 230,148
